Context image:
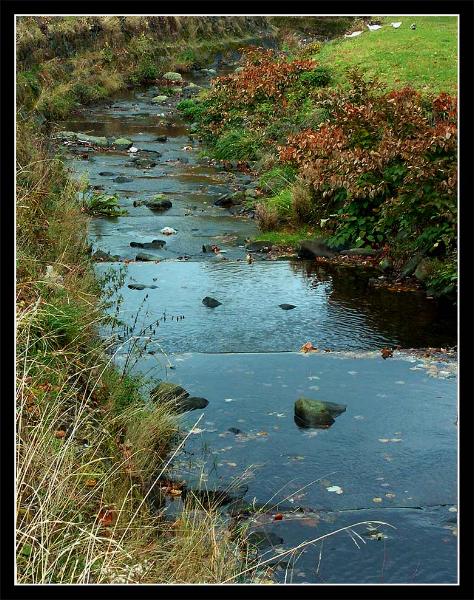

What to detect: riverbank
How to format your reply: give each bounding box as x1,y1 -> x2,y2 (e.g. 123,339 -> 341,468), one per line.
177,16 -> 457,303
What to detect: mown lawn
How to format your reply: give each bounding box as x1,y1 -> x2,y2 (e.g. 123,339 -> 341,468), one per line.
317,16 -> 458,94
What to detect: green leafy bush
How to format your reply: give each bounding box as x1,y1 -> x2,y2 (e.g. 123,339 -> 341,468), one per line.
299,66 -> 332,87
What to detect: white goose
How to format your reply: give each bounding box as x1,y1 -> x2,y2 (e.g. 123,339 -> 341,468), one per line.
391,22 -> 402,28
367,23 -> 382,31
345,30 -> 363,38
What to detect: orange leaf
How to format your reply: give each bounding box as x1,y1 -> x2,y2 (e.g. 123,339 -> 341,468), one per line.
54,430 -> 66,439
274,513 -> 283,521
98,507 -> 116,526
85,478 -> 97,488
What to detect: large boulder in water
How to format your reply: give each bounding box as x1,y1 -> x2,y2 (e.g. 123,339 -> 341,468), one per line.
202,296 -> 221,308
294,397 -> 346,429
297,239 -> 336,259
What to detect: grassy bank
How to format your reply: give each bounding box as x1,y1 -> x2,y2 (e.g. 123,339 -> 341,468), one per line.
16,15 -> 278,583
16,16 -> 272,121
16,117 -> 253,583
178,17 -> 457,299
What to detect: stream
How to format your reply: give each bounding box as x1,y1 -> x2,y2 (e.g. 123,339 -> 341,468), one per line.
59,54 -> 458,584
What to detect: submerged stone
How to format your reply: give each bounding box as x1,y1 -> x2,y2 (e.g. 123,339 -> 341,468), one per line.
114,176 -> 133,183
145,198 -> 172,211
150,382 -> 208,413
294,397 -> 347,429
128,283 -> 146,290
202,296 -> 222,308
135,253 -> 160,262
248,531 -> 284,549
279,304 -> 296,310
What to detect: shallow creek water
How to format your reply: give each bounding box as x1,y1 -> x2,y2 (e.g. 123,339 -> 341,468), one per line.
60,63 -> 457,584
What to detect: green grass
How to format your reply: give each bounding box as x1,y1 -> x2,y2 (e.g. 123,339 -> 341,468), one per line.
317,16 -> 458,94
255,226 -> 320,247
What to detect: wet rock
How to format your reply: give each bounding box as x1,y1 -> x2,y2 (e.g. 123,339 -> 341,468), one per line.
57,131 -> 78,141
298,239 -> 336,259
182,84 -> 202,98
99,171 -> 115,177
279,304 -> 296,310
155,135 -> 168,143
182,484 -> 248,509
150,382 -> 208,413
113,137 -> 133,150
342,248 -> 379,257
214,194 -> 234,207
128,283 -> 147,290
130,239 -> 166,249
92,249 -> 120,262
145,198 -> 172,211
162,71 -> 183,82
246,240 -> 273,253
130,158 -> 157,169
414,258 -> 433,282
77,133 -> 108,147
202,296 -> 221,308
247,531 -> 284,549
228,427 -> 243,435
136,253 -> 160,262
379,257 -> 393,272
401,253 -> 425,278
294,397 -> 347,429
138,149 -> 162,158
160,227 -> 177,235
151,95 -> 168,103
114,176 -> 133,183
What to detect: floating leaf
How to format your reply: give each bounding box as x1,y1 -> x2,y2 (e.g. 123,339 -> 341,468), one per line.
372,497 -> 383,503
326,485 -> 343,494
257,431 -> 269,436
274,513 -> 283,521
300,341 -> 318,353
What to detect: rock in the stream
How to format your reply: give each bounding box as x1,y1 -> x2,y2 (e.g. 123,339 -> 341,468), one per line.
92,249 -> 120,262
76,133 -> 109,147
114,176 -> 133,183
202,296 -> 222,308
130,158 -> 157,169
151,95 -> 168,103
145,198 -> 173,211
99,171 -> 115,177
128,283 -> 147,290
247,531 -> 284,549
228,427 -> 243,435
245,240 -> 273,253
57,131 -> 78,141
401,252 -> 425,278
298,239 -> 336,259
379,257 -> 393,272
160,227 -> 177,235
150,382 -> 208,413
294,397 -> 347,429
155,135 -> 168,143
162,71 -> 183,82
279,304 -> 296,310
182,484 -> 248,509
136,253 -> 160,262
214,194 -> 234,208
130,239 -> 166,249
113,137 -> 133,150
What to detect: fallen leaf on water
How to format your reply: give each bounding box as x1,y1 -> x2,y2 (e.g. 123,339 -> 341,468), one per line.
381,348 -> 393,359
385,493 -> 396,498
372,497 -> 383,503
169,488 -> 182,496
378,438 -> 390,443
326,485 -> 343,494
257,431 -> 269,436
274,513 -> 283,521
300,341 -> 318,353
448,506 -> 457,513
190,427 -> 205,435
